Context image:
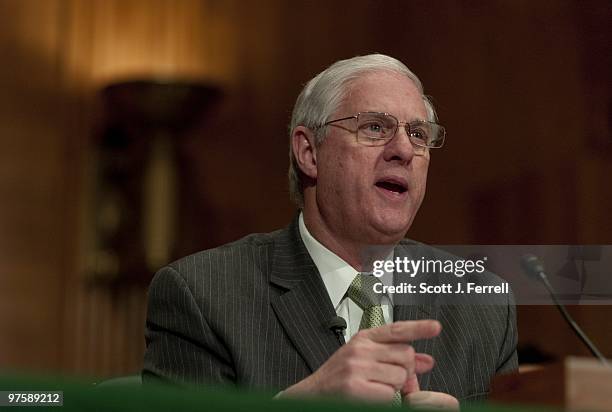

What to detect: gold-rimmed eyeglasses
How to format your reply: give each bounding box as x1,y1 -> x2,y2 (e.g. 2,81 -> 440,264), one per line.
316,112 -> 446,151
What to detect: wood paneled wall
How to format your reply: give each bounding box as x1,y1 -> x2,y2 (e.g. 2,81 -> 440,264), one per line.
0,0 -> 68,372
0,0 -> 609,377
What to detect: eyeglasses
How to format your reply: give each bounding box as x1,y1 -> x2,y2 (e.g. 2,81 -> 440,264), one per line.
319,112 -> 446,151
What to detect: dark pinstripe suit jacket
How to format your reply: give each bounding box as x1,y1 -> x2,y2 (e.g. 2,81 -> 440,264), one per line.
143,218 -> 518,402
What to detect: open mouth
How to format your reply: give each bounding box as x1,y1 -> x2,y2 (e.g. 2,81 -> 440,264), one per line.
375,180 -> 408,194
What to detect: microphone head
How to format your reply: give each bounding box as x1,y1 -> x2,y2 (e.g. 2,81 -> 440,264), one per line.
327,316 -> 347,332
521,254 -> 546,279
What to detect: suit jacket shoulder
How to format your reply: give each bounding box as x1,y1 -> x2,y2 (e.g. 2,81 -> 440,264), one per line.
143,219 -> 340,390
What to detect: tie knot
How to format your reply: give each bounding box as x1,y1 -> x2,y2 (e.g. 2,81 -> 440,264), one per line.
347,273 -> 383,310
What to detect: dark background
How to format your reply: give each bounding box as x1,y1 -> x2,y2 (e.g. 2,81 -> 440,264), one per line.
0,0 -> 610,378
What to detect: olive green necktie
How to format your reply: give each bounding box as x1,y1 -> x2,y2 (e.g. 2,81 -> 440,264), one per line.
347,273 -> 385,329
347,273 -> 402,406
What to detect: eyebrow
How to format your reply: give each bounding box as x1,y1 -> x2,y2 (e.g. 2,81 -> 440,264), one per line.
359,110 -> 428,123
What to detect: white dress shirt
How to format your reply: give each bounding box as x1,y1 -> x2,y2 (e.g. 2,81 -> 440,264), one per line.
298,213 -> 394,342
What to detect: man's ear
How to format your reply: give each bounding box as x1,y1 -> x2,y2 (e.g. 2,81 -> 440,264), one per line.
291,126 -> 318,179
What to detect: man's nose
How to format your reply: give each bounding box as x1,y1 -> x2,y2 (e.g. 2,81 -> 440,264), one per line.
382,125 -> 416,164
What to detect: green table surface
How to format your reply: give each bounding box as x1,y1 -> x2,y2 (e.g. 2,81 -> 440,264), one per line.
0,374 -> 556,412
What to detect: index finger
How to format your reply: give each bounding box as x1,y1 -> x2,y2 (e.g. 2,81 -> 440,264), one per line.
362,320 -> 441,343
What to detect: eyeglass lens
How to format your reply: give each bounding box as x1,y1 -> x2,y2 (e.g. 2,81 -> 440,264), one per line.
356,113 -> 443,148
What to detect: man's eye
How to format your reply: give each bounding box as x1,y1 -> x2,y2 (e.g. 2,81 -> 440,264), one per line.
362,122 -> 385,134
409,128 -> 428,141
368,123 -> 383,132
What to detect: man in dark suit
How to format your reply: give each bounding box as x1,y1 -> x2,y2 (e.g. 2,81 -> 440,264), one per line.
143,54 -> 518,408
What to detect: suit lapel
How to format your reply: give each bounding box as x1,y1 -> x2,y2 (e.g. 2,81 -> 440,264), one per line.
269,216 -> 342,373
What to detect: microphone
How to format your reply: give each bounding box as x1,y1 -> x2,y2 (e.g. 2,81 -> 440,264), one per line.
327,316 -> 347,345
521,254 -> 609,366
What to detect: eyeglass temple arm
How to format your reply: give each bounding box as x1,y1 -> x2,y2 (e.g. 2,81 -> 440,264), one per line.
323,115 -> 359,126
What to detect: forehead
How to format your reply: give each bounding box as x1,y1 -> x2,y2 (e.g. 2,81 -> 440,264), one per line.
339,71 -> 428,121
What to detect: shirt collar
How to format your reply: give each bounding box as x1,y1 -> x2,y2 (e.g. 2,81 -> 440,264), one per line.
298,213 -> 394,309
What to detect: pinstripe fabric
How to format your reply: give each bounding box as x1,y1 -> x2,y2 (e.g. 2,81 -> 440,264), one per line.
142,217 -> 518,403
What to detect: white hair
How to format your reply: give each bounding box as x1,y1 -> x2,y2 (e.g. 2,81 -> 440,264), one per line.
288,53 -> 438,207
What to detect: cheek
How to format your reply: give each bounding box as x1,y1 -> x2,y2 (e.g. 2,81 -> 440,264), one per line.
322,149 -> 358,184
417,162 -> 429,183
317,154 -> 348,200
319,144 -> 379,199
414,162 -> 430,198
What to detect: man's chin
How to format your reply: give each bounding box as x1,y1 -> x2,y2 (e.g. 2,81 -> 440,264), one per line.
363,218 -> 412,246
